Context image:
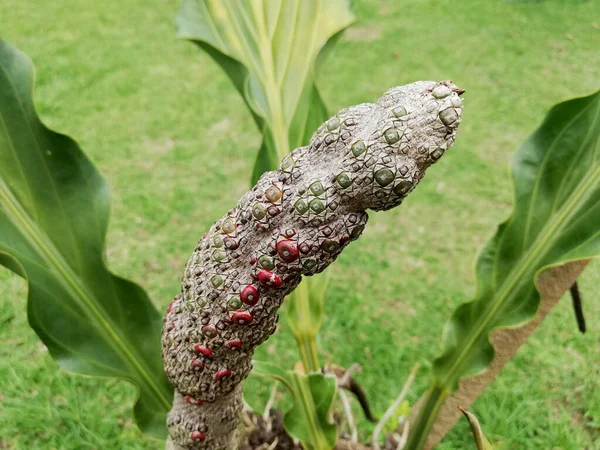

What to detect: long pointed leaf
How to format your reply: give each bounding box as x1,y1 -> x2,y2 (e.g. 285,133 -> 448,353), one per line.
435,90 -> 600,385
459,408 -> 495,450
407,91 -> 600,449
177,0 -> 354,177
0,41 -> 173,437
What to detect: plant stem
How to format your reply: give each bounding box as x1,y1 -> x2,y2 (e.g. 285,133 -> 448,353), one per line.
295,332 -> 321,373
403,385 -> 447,450
290,282 -> 321,373
292,372 -> 334,450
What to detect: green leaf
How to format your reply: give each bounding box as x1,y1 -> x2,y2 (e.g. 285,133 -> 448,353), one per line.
177,0 -> 354,180
435,90 -> 600,385
407,91 -> 600,449
459,408 -> 495,450
251,129 -> 278,187
251,85 -> 329,184
252,361 -> 338,450
0,41 -> 173,437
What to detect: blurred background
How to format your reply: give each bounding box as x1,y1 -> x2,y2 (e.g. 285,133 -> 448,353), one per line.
0,0 -> 599,448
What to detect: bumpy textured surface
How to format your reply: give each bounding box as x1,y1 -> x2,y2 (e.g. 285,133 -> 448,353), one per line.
162,81 -> 464,449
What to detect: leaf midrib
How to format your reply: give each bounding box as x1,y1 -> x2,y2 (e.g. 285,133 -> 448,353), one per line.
438,101 -> 600,388
253,0 -> 292,160
0,62 -> 170,410
203,0 -> 329,161
0,178 -> 171,409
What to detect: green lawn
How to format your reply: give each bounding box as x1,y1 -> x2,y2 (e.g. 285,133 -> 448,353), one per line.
1,0 -> 599,449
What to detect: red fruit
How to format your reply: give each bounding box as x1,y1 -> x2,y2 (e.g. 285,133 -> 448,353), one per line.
226,339 -> 243,349
185,396 -> 203,405
190,431 -> 206,441
190,358 -> 205,369
240,285 -> 260,305
231,311 -> 253,326
194,345 -> 213,357
215,369 -> 232,381
258,270 -> 283,288
276,240 -> 299,262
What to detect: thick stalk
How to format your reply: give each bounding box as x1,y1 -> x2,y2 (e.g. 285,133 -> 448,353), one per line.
162,82 -> 465,449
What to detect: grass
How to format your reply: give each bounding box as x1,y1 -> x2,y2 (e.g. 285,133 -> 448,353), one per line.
0,0 -> 599,448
